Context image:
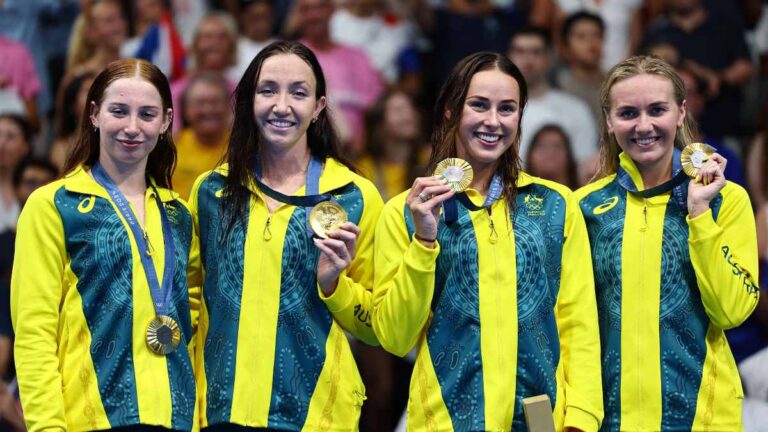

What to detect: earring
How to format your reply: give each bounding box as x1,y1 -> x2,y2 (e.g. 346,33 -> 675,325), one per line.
311,117 -> 318,123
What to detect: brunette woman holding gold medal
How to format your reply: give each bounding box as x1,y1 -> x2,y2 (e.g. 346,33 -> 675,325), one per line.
11,59 -> 201,432
575,56 -> 760,430
188,41 -> 383,430
372,52 -> 603,431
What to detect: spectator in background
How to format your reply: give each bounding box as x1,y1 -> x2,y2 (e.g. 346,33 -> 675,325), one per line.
428,0 -> 519,85
508,27 -> 598,168
170,12 -> 240,131
294,0 -> 384,157
173,72 -> 231,200
0,0 -> 69,120
525,124 -> 580,189
643,0 -> 753,140
50,71 -> 95,173
748,101 -> 768,206
359,89 -> 427,201
0,157 -> 56,432
731,102 -> 768,432
66,0 -> 128,76
233,0 -> 278,79
0,115 -> 32,232
555,11 -> 605,123
0,34 -> 42,131
330,0 -> 414,84
676,66 -> 747,187
554,0 -> 642,71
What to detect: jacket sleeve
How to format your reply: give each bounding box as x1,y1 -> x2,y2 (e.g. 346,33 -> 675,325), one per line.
688,182 -> 760,329
371,193 -> 440,357
187,173 -> 209,430
319,180 -> 383,345
557,192 -> 604,432
10,188 -> 68,432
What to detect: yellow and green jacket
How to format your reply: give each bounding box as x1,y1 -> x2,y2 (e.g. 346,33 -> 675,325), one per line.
575,153 -> 760,431
189,158 -> 383,430
373,172 -> 604,431
11,166 -> 202,432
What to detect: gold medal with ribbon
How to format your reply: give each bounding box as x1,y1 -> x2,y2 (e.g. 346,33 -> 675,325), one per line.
434,158 -> 473,192
681,142 -> 715,179
309,201 -> 348,238
146,315 -> 181,355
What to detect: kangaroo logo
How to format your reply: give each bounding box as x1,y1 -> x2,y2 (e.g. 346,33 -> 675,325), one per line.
594,196 -> 619,215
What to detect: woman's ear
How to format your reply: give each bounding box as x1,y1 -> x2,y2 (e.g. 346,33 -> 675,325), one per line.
313,96 -> 327,120
90,101 -> 99,129
162,108 -> 173,133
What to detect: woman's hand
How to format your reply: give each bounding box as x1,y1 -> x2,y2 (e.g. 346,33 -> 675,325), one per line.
315,222 -> 360,296
406,176 -> 454,248
688,152 -> 728,218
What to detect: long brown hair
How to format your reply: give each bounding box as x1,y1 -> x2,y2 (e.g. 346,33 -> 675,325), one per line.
221,40 -> 351,233
62,58 -> 176,188
595,55 -> 699,179
427,51 -> 528,205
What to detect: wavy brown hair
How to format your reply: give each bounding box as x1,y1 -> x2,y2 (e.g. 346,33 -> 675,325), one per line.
595,55 -> 699,179
427,51 -> 528,206
62,58 -> 176,188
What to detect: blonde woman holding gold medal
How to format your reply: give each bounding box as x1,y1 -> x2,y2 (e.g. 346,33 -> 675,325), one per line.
373,52 -> 604,431
11,59 -> 201,432
188,41 -> 383,430
575,56 -> 760,430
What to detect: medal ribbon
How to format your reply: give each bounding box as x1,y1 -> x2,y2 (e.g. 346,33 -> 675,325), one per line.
253,156 -> 353,236
92,163 -> 176,316
443,172 -> 504,223
617,148 -> 690,209
629,170 -> 688,198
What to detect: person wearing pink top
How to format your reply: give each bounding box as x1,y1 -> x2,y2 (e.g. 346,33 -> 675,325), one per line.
0,36 -> 42,130
293,0 -> 384,157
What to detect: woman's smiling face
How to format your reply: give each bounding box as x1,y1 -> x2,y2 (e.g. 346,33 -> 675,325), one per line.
606,73 -> 686,173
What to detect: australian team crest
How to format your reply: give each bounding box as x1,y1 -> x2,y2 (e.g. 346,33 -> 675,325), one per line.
524,194 -> 545,216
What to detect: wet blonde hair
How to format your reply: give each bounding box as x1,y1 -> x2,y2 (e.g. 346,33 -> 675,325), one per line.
595,55 -> 699,178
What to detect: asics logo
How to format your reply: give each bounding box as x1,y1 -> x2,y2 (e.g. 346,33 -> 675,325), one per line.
593,196 -> 619,215
78,196 -> 96,214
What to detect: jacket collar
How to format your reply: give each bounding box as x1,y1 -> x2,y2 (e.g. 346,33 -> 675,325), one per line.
214,157 -> 357,197
616,149 -> 688,209
64,165 -> 178,203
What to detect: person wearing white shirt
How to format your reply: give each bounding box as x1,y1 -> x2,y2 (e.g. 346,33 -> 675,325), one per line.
508,27 -> 598,170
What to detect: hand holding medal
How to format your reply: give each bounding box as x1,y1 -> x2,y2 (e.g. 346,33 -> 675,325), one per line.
683,142 -> 728,217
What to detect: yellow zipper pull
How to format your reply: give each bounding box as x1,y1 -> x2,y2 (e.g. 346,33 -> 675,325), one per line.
487,209 -> 498,244
263,216 -> 272,241
641,201 -> 648,232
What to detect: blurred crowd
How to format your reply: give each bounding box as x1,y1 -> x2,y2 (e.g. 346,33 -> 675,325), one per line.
1,0 -> 768,430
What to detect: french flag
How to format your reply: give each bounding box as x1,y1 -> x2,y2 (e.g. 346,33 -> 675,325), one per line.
134,13 -> 186,81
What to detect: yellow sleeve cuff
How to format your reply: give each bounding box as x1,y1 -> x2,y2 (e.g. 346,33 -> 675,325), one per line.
564,406 -> 600,432
687,208 -> 721,242
318,274 -> 354,313
405,234 -> 440,272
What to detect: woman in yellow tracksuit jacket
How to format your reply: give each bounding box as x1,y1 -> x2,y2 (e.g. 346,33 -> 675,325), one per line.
373,52 -> 604,431
575,56 -> 760,431
189,41 -> 383,430
11,59 -> 201,432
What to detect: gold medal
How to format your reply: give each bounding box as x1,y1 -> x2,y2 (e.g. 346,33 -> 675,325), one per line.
434,158 -> 473,192
309,201 -> 348,238
146,315 -> 181,355
681,142 -> 714,178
